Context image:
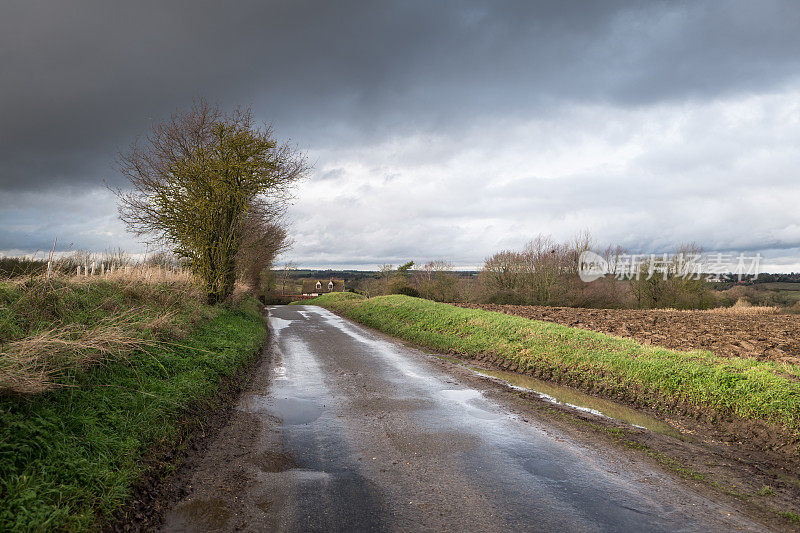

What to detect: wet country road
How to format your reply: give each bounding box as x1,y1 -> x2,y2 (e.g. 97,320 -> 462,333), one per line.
161,305 -> 764,532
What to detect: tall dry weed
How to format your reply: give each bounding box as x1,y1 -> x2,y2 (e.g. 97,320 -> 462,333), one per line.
0,323 -> 152,394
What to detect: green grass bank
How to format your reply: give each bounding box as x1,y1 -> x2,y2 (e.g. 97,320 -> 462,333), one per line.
0,278 -> 266,530
301,293 -> 800,442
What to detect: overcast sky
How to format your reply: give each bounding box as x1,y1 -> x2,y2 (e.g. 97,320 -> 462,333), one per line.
2,1 -> 800,270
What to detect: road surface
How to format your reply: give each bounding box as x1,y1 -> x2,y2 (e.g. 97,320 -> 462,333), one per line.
161,304 -> 763,532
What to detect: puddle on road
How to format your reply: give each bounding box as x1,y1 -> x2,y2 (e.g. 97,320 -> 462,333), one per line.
242,395 -> 324,425
269,397 -> 324,425
272,364 -> 288,380
440,388 -> 482,402
440,388 -> 502,420
468,366 -> 681,438
269,317 -> 293,333
174,497 -> 231,529
522,457 -> 569,481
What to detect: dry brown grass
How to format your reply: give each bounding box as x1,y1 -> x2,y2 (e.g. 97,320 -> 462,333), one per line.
683,300 -> 782,315
64,265 -> 194,285
653,298 -> 781,315
0,322 -> 153,394
0,273 -> 204,395
229,281 -> 252,306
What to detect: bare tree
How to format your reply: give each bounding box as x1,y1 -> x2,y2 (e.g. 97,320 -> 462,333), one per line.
481,250 -> 525,296
627,243 -> 712,309
236,207 -> 290,293
602,244 -> 626,278
276,261 -> 297,295
115,99 -> 308,303
521,235 -> 565,305
416,259 -> 458,301
569,228 -> 594,274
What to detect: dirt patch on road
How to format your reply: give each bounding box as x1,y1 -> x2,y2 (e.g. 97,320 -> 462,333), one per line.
455,303 -> 800,364
248,450 -> 298,473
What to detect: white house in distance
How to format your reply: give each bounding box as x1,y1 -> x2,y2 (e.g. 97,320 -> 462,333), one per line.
301,279 -> 345,296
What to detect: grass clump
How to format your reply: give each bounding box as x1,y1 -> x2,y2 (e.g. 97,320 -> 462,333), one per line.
0,277 -> 266,530
0,277 -> 206,394
758,485 -> 775,496
305,293 -> 800,437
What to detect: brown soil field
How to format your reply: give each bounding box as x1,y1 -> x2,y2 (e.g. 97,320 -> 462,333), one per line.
454,304 -> 800,364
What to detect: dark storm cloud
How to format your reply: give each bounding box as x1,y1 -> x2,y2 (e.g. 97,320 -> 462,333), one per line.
2,0 -> 800,263
2,0 -> 799,192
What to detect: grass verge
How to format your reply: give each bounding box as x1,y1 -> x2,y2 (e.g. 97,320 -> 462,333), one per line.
301,293 -> 800,443
0,278 -> 266,531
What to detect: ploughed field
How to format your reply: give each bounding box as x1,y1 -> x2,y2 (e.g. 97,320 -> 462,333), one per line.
455,304 -> 800,365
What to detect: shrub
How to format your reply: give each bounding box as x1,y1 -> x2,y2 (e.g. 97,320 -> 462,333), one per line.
393,285 -> 420,298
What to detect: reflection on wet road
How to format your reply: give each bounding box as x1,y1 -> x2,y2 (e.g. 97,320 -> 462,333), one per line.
163,304 -> 764,532
465,365 -> 682,437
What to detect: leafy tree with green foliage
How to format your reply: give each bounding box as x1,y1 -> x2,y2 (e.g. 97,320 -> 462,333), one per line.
115,100 -> 307,303
396,261 -> 414,276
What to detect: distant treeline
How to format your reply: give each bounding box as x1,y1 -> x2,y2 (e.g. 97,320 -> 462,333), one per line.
8,250 -> 800,311
283,269 -> 477,282
229,266 -> 800,285
288,234 -> 800,310
0,257 -> 45,278
286,269 -> 379,282
726,272 -> 800,284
